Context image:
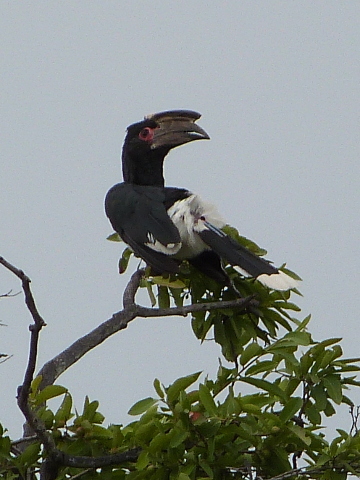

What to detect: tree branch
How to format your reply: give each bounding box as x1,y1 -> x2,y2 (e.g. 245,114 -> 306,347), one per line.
38,275 -> 256,388
265,463 -> 360,480
53,448 -> 141,469
135,294 -> 257,318
0,256 -> 46,397
123,268 -> 145,308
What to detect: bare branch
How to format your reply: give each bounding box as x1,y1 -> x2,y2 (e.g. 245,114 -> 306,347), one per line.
123,268 -> 145,308
38,307 -> 138,387
0,257 -> 46,327
350,404 -> 360,436
0,256 -> 57,468
0,255 -> 46,392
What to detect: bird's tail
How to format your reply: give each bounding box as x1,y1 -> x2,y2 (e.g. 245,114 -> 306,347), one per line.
196,221 -> 298,291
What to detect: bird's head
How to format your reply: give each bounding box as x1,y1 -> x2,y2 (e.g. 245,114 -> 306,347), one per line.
122,110 -> 209,186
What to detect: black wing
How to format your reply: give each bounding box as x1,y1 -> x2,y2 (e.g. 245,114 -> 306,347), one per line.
105,183 -> 183,273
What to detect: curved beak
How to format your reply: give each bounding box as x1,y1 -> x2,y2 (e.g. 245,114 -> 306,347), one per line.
145,110 -> 210,149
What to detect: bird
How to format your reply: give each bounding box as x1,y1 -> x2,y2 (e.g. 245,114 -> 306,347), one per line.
105,110 -> 298,292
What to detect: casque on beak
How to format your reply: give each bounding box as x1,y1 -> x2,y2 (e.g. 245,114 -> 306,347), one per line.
145,110 -> 210,149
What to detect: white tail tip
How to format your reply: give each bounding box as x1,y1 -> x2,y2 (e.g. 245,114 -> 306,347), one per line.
257,270 -> 299,291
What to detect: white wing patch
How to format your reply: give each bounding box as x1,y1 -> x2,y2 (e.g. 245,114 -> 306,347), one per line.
145,232 -> 181,255
233,265 -> 252,278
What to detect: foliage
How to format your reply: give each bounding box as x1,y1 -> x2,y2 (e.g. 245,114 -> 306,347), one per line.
1,228 -> 360,479
2,332 -> 360,479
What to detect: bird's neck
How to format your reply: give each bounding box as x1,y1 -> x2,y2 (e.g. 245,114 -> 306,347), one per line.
122,150 -> 166,187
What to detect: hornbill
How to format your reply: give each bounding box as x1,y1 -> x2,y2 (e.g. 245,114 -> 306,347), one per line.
105,110 -> 298,292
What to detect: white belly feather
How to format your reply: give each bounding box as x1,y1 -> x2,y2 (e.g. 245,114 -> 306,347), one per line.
167,194 -> 225,259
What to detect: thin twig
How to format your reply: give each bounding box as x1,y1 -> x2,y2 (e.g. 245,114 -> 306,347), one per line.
0,288 -> 21,298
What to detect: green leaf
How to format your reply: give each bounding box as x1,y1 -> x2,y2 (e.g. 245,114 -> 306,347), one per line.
323,375 -> 343,404
136,450 -> 150,470
282,330 -> 311,346
295,314 -> 311,331
81,397 -> 102,422
241,403 -> 262,415
170,287 -> 184,307
91,425 -> 114,438
167,372 -> 202,405
29,375 -> 43,399
55,392 -> 73,425
312,384 -> 327,411
324,400 -> 336,417
128,397 -> 157,416
144,280 -> 156,306
246,360 -> 279,376
240,342 -> 262,366
178,474 -> 191,480
222,225 -> 267,256
157,285 -> 170,309
169,430 -> 189,448
152,276 -> 186,288
107,232 -> 122,242
153,378 -> 165,399
274,301 -> 301,312
149,432 -> 171,452
199,458 -> 214,478
119,247 -> 133,274
240,377 -> 288,401
18,442 -> 41,466
305,402 -> 322,424
317,337 -> 343,348
199,384 -> 217,416
284,378 -> 301,397
39,408 -> 55,429
287,424 -> 311,446
280,266 -> 303,282
34,385 -> 67,405
279,397 -> 303,423
134,418 -> 157,443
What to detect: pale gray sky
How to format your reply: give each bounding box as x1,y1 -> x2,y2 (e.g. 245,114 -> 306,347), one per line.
1,2 -> 359,438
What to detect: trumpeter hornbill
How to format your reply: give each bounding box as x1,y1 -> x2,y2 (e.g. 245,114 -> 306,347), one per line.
105,110 -> 298,292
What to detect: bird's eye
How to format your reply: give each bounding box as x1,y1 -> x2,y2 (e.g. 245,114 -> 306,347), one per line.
138,127 -> 154,142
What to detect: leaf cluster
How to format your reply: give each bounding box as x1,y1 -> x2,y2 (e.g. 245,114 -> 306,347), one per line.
1,324 -> 359,479
1,228 -> 359,479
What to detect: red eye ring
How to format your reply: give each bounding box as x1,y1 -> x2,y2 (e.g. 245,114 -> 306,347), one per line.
139,127 -> 154,142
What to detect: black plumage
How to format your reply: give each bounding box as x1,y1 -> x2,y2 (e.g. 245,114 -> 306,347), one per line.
105,110 -> 297,291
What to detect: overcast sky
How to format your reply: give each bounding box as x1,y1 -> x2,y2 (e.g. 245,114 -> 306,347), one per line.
1,2 -> 359,439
